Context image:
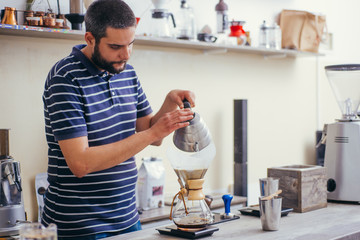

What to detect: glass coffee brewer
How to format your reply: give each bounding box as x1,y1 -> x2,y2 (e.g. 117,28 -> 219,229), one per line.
167,101 -> 216,230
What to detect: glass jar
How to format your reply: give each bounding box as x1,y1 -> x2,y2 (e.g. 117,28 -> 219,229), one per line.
259,20 -> 270,48
269,23 -> 282,50
176,0 -> 196,40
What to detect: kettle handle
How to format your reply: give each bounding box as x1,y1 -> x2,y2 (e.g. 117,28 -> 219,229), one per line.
169,13 -> 176,28
183,99 -> 191,109
183,99 -> 195,121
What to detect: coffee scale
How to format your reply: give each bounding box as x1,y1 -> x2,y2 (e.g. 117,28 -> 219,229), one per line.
157,101 -> 239,238
321,64 -> 360,202
0,129 -> 27,237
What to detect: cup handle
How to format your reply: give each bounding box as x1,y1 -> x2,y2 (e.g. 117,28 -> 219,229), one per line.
211,36 -> 217,42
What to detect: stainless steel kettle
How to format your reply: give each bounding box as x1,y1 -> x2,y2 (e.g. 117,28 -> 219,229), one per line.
173,101 -> 212,152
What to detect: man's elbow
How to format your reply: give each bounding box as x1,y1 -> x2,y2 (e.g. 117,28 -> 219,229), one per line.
66,158 -> 89,178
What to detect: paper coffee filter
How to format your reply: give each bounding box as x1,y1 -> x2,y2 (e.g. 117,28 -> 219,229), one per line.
166,142 -> 216,170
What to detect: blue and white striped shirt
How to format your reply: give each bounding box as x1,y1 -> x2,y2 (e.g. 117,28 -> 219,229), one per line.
42,44 -> 152,238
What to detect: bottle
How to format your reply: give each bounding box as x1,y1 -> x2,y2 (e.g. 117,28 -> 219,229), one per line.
176,0 -> 196,40
215,0 -> 228,34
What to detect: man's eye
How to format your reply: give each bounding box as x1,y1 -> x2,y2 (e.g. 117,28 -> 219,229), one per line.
110,45 -> 121,50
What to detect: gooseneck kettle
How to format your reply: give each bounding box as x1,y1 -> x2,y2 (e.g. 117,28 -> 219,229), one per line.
173,100 -> 212,152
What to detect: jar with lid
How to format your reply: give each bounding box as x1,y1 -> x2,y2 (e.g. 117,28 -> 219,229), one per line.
176,0 -> 196,40
269,23 -> 282,50
26,16 -> 40,26
35,11 -> 45,26
24,10 -> 34,25
259,20 -> 270,48
44,16 -> 55,27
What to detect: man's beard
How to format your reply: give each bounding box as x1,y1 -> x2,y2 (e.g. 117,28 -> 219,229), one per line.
91,43 -> 127,74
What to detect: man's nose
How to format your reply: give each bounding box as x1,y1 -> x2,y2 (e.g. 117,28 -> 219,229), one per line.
119,46 -> 131,60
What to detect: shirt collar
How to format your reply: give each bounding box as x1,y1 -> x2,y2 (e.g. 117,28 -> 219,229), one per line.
71,44 -> 103,77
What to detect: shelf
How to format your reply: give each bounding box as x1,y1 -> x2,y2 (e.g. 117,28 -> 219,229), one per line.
0,23 -> 324,58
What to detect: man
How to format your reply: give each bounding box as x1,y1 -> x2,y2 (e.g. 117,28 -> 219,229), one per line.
42,0 -> 195,239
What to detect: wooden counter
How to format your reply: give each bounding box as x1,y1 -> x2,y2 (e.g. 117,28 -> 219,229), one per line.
108,203 -> 360,240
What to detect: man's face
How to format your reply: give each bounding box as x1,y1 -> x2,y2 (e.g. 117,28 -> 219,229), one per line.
91,27 -> 136,74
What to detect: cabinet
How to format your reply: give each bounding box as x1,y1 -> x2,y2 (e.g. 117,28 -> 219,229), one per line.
0,23 -> 324,58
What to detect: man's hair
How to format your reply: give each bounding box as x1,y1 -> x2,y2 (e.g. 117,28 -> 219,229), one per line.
85,0 -> 136,42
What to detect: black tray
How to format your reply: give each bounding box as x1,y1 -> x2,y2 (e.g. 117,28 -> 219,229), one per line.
157,225 -> 219,239
210,212 -> 240,225
239,206 -> 293,217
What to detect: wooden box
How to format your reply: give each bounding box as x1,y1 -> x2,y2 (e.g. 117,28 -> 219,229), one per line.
267,165 -> 327,213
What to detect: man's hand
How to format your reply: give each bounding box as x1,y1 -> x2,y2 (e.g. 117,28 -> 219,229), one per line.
165,89 -> 196,109
149,108 -> 194,142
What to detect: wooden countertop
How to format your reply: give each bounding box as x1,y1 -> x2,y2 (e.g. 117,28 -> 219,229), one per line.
108,202 -> 360,240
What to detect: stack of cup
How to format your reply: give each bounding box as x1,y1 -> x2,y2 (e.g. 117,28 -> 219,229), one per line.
259,177 -> 282,231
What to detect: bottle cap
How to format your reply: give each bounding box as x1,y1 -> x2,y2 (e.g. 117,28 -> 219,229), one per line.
215,0 -> 228,11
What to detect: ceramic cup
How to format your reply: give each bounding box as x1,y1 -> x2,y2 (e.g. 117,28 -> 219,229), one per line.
197,33 -> 217,43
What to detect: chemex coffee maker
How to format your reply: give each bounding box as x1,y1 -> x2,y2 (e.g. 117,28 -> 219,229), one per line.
322,65 -> 360,203
0,129 -> 26,237
159,101 -> 218,237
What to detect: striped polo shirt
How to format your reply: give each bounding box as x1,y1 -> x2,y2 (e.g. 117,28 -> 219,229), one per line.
42,44 -> 152,238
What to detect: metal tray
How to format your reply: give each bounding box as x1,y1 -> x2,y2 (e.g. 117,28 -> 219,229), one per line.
239,206 -> 293,217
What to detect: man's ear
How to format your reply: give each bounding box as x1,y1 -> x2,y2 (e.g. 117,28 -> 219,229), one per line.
84,32 -> 96,46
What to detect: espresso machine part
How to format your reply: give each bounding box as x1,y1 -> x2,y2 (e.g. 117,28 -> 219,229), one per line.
0,129 -> 10,159
65,0 -> 85,30
0,129 -> 26,237
323,64 -> 360,202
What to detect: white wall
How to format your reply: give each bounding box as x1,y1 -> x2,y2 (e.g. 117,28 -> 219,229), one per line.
1,0 -> 359,221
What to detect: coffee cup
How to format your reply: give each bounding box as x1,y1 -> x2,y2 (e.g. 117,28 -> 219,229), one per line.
259,196 -> 282,231
197,33 -> 217,43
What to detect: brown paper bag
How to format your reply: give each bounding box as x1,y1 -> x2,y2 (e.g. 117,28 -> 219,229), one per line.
280,9 -> 326,53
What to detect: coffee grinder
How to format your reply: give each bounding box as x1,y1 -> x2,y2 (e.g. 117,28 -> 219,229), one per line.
322,64 -> 360,202
158,101 -> 218,237
0,129 -> 26,237
65,0 -> 85,30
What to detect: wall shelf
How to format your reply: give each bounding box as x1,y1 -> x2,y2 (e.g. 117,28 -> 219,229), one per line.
0,23 -> 324,58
